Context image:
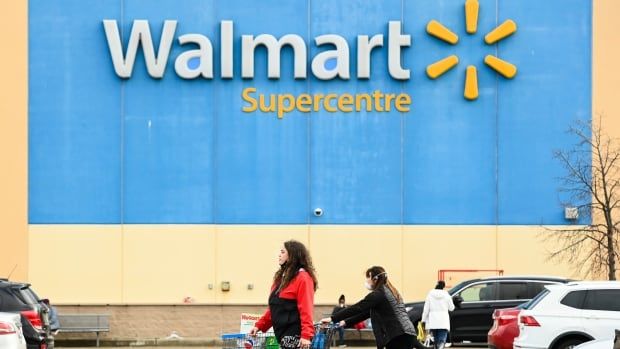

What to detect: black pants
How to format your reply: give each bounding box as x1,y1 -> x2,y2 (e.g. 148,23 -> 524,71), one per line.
384,334 -> 428,349
385,334 -> 414,349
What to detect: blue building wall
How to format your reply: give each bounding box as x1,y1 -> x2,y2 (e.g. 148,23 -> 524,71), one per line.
28,0 -> 592,224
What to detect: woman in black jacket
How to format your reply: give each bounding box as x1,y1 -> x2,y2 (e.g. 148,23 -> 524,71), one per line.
321,266 -> 422,349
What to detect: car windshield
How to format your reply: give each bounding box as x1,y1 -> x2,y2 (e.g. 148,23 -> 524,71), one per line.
23,287 -> 41,302
15,286 -> 39,305
522,289 -> 550,310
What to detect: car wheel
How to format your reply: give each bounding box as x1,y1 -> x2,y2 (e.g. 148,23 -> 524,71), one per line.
554,338 -> 587,349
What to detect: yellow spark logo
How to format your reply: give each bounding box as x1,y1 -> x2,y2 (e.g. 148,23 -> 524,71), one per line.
426,0 -> 517,101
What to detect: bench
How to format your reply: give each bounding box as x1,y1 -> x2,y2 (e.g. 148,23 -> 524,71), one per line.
332,328 -> 374,346
346,328 -> 374,341
57,314 -> 110,347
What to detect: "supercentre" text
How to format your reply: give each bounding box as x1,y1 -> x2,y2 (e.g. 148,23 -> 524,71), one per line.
241,88 -> 411,118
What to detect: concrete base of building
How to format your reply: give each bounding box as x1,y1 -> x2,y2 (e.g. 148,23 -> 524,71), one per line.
54,305 -> 376,347
55,337 -> 377,347
55,337 -> 221,347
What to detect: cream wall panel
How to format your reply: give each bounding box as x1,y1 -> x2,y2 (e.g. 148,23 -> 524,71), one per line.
309,226 -> 403,305
497,226 -> 578,279
214,226 -> 309,304
29,226 -> 122,303
402,226 -> 498,300
27,225 -> 591,305
0,0 -> 28,282
122,225 -> 216,303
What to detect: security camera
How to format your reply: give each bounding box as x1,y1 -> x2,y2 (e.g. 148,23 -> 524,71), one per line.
313,208 -> 323,217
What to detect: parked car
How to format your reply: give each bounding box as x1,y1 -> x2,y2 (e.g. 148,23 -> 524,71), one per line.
0,312 -> 27,349
406,276 -> 573,344
573,339 -> 615,349
487,301 -> 530,349
0,279 -> 54,349
20,288 -> 59,335
513,281 -> 620,349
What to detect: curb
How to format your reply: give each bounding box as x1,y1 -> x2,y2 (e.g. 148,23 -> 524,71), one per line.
55,338 -> 376,347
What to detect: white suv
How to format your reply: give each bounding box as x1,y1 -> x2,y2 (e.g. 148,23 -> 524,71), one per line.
0,312 -> 26,349
513,281 -> 620,349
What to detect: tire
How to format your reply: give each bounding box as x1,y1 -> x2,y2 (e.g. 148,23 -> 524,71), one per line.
554,338 -> 588,349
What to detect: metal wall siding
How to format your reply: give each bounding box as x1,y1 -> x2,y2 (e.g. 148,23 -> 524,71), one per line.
29,0 -> 122,223
28,0 -> 592,224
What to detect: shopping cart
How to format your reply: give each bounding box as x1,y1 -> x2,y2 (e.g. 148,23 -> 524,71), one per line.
221,324 -> 339,349
311,323 -> 339,349
221,332 -> 279,349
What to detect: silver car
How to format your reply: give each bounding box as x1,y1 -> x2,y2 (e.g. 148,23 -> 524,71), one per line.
0,312 -> 26,349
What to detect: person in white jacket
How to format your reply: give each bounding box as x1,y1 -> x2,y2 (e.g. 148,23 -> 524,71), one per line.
421,281 -> 455,349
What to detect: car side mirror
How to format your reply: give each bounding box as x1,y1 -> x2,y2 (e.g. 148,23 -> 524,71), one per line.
452,295 -> 463,308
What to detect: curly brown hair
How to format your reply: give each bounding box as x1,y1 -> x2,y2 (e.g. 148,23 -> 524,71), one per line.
274,240 -> 318,292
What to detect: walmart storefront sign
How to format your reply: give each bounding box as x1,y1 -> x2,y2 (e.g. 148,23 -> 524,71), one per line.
104,20 -> 411,80
103,20 -> 413,116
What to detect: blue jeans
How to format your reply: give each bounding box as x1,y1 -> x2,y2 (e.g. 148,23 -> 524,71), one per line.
431,329 -> 448,345
336,327 -> 345,345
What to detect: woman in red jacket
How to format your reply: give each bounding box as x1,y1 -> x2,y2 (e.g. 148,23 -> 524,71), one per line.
250,240 -> 318,349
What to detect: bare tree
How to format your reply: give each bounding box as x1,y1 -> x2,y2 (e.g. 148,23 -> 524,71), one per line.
546,114 -> 620,280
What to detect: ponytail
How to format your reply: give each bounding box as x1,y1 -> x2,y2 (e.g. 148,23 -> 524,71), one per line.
365,266 -> 403,302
